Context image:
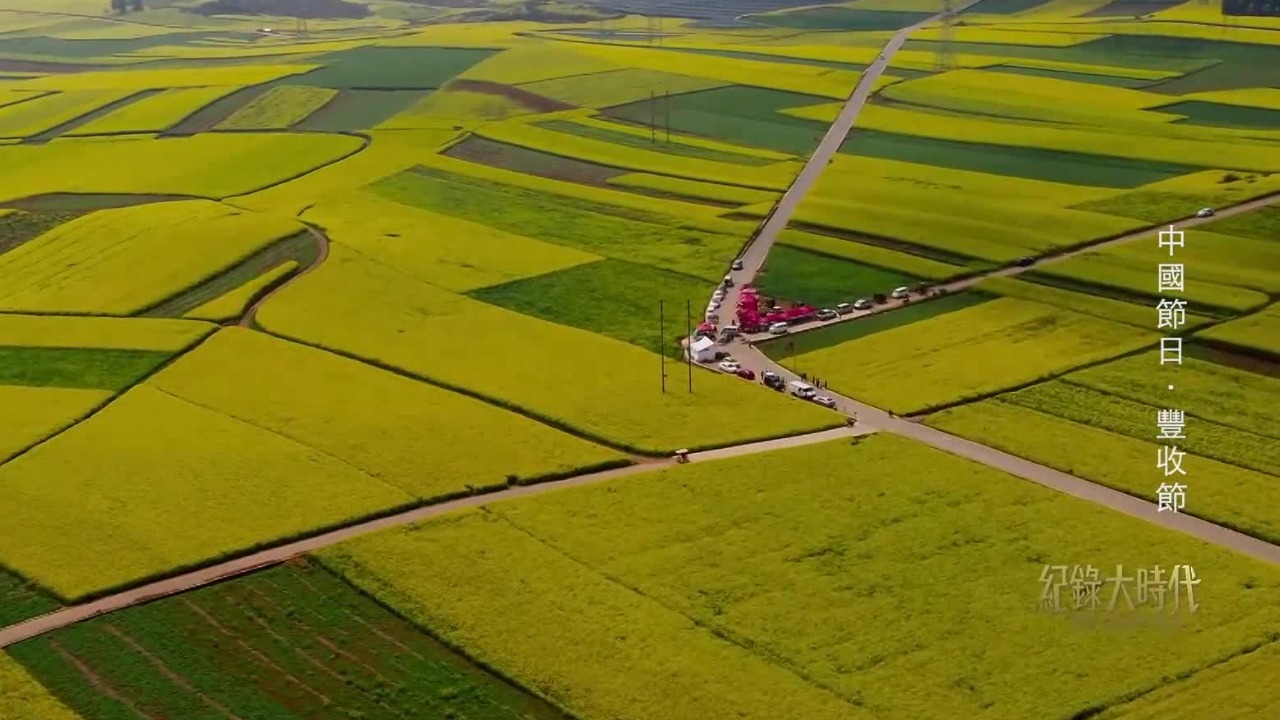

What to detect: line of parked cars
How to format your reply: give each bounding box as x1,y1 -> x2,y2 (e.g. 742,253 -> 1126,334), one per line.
759,371 -> 836,407
766,286 -> 924,335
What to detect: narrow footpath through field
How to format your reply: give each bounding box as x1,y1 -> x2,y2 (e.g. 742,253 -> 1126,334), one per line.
704,0 -> 1280,568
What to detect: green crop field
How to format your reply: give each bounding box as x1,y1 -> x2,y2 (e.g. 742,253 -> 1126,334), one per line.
372,165 -> 741,281
756,245 -> 920,308
297,46 -> 497,89
0,347 -> 171,390
840,129 -> 1197,188
1,5 -> 1279,718
470,258 -> 708,359
605,85 -> 831,154
6,559 -> 569,720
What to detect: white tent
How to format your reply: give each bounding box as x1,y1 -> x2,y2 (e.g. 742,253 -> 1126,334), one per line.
687,336 -> 717,363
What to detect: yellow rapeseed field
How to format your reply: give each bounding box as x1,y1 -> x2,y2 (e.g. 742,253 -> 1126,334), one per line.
1199,304 -> 1280,358
1180,88 -> 1280,110
879,69 -> 1177,125
790,103 -> 1280,167
66,86 -> 240,135
377,88 -> 540,130
458,43 -> 621,84
0,132 -> 364,203
474,121 -> 794,190
926,399 -> 1280,543
217,85 -> 339,130
323,433 -> 1280,720
0,314 -> 214,350
8,65 -> 319,91
520,67 -> 725,108
301,191 -> 599,291
0,385 -> 110,464
1096,641 -> 1280,719
789,298 -> 1157,413
0,200 -> 304,314
151,328 -> 627,496
228,128 -> 462,216
0,89 -> 136,138
568,114 -> 793,161
910,26 -> 1105,46
0,383 -> 413,600
257,246 -> 838,453
974,277 -> 1213,329
565,42 -> 859,99
0,88 -> 44,110
0,653 -> 82,720
184,261 -> 299,323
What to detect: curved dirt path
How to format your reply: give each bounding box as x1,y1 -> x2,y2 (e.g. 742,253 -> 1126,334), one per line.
710,4 -> 1280,567
239,224 -> 330,328
0,424 -> 870,649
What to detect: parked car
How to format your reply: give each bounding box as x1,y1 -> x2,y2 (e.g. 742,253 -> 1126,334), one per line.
764,374 -> 785,390
713,351 -> 730,361
1196,207 -> 1214,218
789,380 -> 817,399
762,370 -> 781,382
813,396 -> 836,408
873,293 -> 888,304
891,287 -> 910,300
835,302 -> 852,315
853,298 -> 873,310
816,309 -> 838,321
736,368 -> 756,380
1016,256 -> 1035,267
721,325 -> 740,338
718,360 -> 740,373
732,259 -> 745,271
768,322 -> 789,334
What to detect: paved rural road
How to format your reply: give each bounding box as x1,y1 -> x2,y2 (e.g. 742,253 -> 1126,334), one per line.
706,3 -> 1280,569
0,424 -> 874,649
739,189 -> 1280,342
238,224 -> 330,328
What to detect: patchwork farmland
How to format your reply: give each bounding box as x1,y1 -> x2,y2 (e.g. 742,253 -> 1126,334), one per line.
2,0 -> 1279,718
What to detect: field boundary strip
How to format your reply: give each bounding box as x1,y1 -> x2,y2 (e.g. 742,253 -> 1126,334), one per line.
254,327 -> 845,457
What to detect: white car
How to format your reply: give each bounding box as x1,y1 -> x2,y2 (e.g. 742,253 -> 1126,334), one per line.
891,287 -> 910,300
853,298 -> 873,310
1196,207 -> 1214,218
731,259 -> 744,271
813,396 -> 836,408
835,302 -> 852,315
718,360 -> 740,372
768,322 -> 789,334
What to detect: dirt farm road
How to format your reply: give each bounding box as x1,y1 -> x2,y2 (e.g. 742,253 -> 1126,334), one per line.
0,424 -> 874,649
739,189 -> 1280,343
238,224 -> 330,328
706,4 -> 1280,569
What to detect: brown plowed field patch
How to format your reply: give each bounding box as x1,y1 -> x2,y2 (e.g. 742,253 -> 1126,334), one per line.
449,79 -> 575,113
443,135 -> 624,186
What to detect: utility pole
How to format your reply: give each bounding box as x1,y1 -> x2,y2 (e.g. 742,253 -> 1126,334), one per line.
660,300 -> 666,393
686,299 -> 693,393
664,91 -> 670,143
650,90 -> 656,142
